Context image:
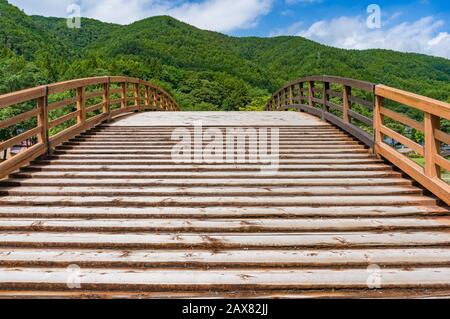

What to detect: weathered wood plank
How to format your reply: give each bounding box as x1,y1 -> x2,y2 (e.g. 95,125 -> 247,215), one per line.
0,232 -> 449,249
0,249 -> 449,267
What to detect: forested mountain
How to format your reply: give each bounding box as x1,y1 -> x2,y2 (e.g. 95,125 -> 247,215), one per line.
1,0 -> 449,112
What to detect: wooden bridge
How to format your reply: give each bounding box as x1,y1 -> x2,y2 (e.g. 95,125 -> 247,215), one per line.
0,75 -> 449,298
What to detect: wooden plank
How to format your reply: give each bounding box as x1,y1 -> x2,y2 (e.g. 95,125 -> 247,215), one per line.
348,109 -> 373,127
348,95 -> 373,109
48,111 -> 79,129
380,107 -> 423,131
0,86 -> 46,109
0,232 -> 448,249
435,154 -> 450,172
0,205 -> 445,219
47,97 -> 77,111
0,108 -> 39,129
21,163 -> 390,172
0,185 -> 422,197
84,91 -> 103,100
380,125 -> 424,156
3,178 -> 411,187
376,85 -> 450,120
0,195 -> 436,207
0,126 -> 41,152
435,129 -> 450,145
1,267 -> 450,290
0,249 -> 449,268
10,170 -> 404,180
0,217 -> 447,233
85,102 -> 104,114
326,101 -> 343,112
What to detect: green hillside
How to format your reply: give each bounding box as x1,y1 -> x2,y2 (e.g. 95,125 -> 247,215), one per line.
1,0 -> 449,113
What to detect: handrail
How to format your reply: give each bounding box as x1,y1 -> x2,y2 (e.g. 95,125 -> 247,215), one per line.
0,76 -> 180,179
266,75 -> 450,205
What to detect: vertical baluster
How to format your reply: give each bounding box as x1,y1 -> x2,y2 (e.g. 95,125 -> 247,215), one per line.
298,82 -> 304,112
144,86 -> 150,110
308,81 -> 314,107
322,81 -> 330,120
120,82 -> 127,109
289,85 -> 294,106
153,91 -> 158,110
342,85 -> 351,123
424,113 -> 441,178
134,83 -> 140,111
374,95 -> 384,151
37,87 -> 49,154
102,80 -> 110,119
76,86 -> 85,124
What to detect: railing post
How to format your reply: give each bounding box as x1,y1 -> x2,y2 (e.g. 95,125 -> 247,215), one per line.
424,113 -> 441,179
342,85 -> 351,123
120,82 -> 127,109
298,82 -> 304,112
102,78 -> 110,121
374,94 -> 384,153
153,91 -> 158,110
134,83 -> 140,111
37,86 -> 50,155
308,81 -> 314,108
289,85 -> 294,106
277,93 -> 281,110
322,81 -> 330,120
144,86 -> 150,111
76,86 -> 85,124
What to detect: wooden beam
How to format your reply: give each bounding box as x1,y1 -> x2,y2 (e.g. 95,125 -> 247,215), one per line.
380,107 -> 423,132
343,85 -> 351,123
376,85 -> 450,120
424,113 -> 441,179
76,87 -> 85,124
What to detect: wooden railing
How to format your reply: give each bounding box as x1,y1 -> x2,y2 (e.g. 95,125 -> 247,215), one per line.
0,76 -> 179,179
266,76 -> 375,148
266,75 -> 450,205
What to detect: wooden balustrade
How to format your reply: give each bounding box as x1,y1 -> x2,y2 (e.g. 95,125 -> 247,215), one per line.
374,85 -> 450,205
266,76 -> 375,148
0,76 -> 179,179
266,75 -> 450,205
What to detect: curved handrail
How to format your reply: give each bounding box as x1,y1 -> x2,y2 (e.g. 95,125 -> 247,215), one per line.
0,76 -> 180,179
266,75 -> 450,205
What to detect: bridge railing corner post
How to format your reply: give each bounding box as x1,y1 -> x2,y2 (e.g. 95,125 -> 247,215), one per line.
37,85 -> 51,157
103,77 -> 111,122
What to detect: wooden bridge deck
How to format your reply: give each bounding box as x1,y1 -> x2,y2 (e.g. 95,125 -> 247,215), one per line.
0,111 -> 449,298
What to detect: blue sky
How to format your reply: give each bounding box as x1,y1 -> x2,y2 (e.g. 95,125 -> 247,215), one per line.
7,0 -> 450,58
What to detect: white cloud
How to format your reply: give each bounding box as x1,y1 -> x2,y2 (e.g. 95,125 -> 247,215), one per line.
7,0 -> 273,32
272,16 -> 450,59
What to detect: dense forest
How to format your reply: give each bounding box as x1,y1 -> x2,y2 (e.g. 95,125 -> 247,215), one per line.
1,0 -> 450,114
